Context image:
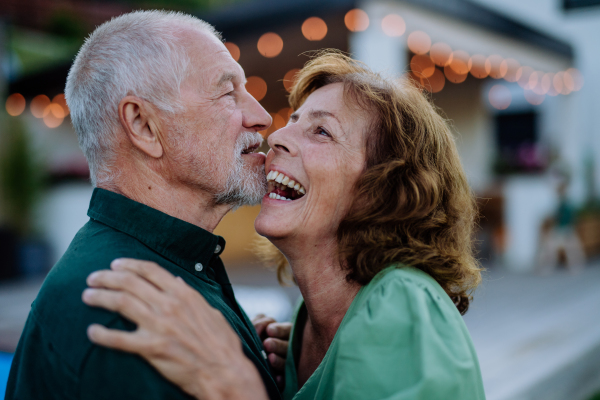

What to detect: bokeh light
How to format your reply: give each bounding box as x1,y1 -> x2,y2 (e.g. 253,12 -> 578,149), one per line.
430,42 -> 453,67
30,95 -> 50,118
410,54 -> 435,79
283,69 -> 301,93
381,14 -> 406,37
486,55 -> 505,79
524,90 -> 544,105
43,103 -> 65,128
406,31 -> 431,54
278,107 -> 293,123
302,17 -> 327,41
52,94 -> 70,116
502,59 -> 521,82
565,68 -> 583,91
449,50 -> 470,75
246,76 -> 268,101
345,9 -> 369,32
469,55 -> 489,79
257,33 -> 283,58
517,66 -> 534,88
488,84 -> 512,110
421,68 -> 445,93
529,71 -> 546,95
541,73 -> 554,94
444,65 -> 467,83
407,31 -> 431,55
272,113 -> 286,130
224,42 -> 240,62
5,93 -> 26,116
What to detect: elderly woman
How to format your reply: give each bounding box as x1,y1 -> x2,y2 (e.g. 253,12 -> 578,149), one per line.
83,52 -> 486,400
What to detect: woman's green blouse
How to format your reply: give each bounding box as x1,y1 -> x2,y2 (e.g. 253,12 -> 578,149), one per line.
282,265 -> 486,400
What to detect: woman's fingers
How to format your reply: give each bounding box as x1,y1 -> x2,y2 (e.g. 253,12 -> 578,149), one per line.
252,315 -> 276,339
82,288 -> 154,326
268,352 -> 286,371
266,322 -> 292,340
263,337 -> 288,358
111,258 -> 181,294
87,269 -> 164,309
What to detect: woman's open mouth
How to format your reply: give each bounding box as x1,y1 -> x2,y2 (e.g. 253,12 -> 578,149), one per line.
266,170 -> 306,201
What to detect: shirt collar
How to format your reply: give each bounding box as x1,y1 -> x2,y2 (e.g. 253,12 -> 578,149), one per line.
87,188 -> 226,274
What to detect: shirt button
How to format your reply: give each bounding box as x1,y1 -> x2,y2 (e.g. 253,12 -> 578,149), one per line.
194,263 -> 203,272
261,350 -> 268,360
214,244 -> 222,254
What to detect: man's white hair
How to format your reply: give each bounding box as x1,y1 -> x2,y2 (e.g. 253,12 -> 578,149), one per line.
65,10 -> 220,186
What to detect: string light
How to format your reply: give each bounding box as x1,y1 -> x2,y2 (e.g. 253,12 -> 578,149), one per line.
283,69 -> 301,93
5,93 -> 26,116
257,33 -> 283,58
407,31 -> 431,55
381,14 -> 406,37
302,17 -> 328,41
246,76 -> 267,101
345,9 -> 369,32
31,95 -> 50,118
224,42 -> 240,61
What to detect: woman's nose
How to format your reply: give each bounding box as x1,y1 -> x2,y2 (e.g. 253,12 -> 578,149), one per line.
267,126 -> 294,155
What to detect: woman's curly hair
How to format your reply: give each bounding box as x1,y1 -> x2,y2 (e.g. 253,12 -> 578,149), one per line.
270,50 -> 481,314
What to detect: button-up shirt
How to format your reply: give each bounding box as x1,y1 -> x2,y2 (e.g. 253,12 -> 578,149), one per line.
6,188 -> 280,400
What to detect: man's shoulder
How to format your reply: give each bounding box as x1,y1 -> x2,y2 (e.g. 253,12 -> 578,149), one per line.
28,219 -> 167,371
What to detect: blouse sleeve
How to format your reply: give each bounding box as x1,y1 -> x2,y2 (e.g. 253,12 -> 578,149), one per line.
331,274 -> 486,400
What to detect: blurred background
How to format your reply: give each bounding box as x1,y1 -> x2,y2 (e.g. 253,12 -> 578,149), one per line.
1,0 -> 599,399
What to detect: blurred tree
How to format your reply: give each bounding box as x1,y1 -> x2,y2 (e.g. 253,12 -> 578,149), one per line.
46,9 -> 89,41
0,116 -> 44,237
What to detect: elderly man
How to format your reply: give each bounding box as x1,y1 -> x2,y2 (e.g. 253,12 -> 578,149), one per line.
6,10 -> 282,400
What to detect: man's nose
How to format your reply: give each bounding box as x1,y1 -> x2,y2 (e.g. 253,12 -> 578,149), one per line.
242,92 -> 271,132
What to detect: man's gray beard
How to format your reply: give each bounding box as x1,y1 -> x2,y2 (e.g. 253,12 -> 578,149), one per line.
215,132 -> 268,207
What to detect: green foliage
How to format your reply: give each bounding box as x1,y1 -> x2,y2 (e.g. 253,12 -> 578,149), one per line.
587,392 -> 600,400
0,117 -> 45,236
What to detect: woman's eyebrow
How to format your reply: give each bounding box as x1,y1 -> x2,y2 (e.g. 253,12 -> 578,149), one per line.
290,109 -> 341,125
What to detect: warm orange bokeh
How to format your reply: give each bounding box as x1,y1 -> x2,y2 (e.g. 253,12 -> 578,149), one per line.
344,9 -> 369,32
31,95 -> 51,118
430,42 -> 453,67
444,65 -> 467,83
486,55 -> 505,79
224,42 -> 240,62
302,17 -> 327,41
246,76 -> 268,101
449,50 -> 470,75
469,54 -> 489,79
278,107 -> 293,123
488,84 -> 511,110
381,14 -> 405,37
501,58 -> 521,82
410,54 -> 435,79
52,93 -> 70,116
283,69 -> 301,93
5,93 -> 26,116
43,103 -> 65,128
257,33 -> 283,58
421,68 -> 445,93
407,31 -> 431,55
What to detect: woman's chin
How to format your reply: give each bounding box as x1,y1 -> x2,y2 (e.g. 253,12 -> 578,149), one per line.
255,209 -> 293,239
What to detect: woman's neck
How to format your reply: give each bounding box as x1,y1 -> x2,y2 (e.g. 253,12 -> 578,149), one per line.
285,238 -> 361,345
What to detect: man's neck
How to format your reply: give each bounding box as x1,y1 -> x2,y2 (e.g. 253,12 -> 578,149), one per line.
100,172 -> 232,233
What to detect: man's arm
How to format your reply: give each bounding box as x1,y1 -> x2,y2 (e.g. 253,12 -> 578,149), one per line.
82,259 -> 269,400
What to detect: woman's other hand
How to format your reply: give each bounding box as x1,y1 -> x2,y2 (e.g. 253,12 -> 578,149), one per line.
82,258 -> 268,400
252,314 -> 292,389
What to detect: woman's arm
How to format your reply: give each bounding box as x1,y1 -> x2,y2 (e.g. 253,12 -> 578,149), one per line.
82,258 -> 272,400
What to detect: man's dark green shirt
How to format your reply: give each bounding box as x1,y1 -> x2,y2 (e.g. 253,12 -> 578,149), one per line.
6,188 -> 281,400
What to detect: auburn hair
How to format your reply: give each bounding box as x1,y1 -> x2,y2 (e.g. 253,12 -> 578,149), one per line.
271,50 -> 481,314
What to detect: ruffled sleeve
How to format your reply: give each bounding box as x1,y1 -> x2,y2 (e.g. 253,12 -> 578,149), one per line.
330,269 -> 486,400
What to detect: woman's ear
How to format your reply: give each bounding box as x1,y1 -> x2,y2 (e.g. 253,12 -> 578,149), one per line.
118,96 -> 164,159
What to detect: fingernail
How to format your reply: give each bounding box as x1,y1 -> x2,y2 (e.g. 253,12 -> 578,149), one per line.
87,272 -> 98,285
82,288 -> 94,302
267,325 -> 278,336
111,258 -> 124,269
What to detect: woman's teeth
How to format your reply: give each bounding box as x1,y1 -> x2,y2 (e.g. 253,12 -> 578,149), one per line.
266,170 -> 306,200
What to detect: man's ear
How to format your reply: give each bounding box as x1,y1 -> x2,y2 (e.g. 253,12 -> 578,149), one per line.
118,96 -> 164,159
